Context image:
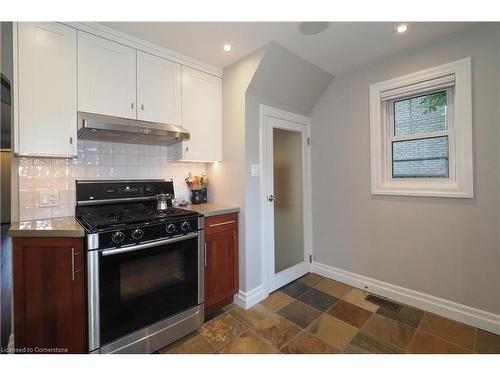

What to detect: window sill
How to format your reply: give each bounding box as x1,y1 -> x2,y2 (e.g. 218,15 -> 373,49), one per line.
371,180 -> 474,198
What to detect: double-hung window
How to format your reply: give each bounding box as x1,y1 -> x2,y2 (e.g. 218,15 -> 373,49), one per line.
369,58 -> 473,198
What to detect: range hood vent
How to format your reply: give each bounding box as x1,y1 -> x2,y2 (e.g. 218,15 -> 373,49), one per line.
77,112 -> 190,146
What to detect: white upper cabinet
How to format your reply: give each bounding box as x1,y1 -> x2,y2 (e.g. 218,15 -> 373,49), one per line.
137,51 -> 181,125
15,22 -> 77,157
170,66 -> 222,162
78,31 -> 136,119
14,22 -> 222,161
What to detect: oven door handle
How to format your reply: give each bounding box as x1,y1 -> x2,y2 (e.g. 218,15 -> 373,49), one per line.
101,232 -> 199,256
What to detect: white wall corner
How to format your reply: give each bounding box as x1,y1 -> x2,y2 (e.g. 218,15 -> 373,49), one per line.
233,285 -> 268,310
311,261 -> 500,335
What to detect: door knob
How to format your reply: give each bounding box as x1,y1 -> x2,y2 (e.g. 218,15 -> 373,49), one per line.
268,195 -> 280,203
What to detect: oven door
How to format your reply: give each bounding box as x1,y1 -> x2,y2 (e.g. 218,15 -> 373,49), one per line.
93,232 -> 203,348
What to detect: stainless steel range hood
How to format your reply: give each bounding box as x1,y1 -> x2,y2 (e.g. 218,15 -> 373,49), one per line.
77,112 -> 190,146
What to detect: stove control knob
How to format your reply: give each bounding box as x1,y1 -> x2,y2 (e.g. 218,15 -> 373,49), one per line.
180,221 -> 191,232
111,231 -> 125,244
131,228 -> 144,240
166,223 -> 176,234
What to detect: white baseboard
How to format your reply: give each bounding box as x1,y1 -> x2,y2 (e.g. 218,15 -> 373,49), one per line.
312,261 -> 500,335
234,284 -> 268,309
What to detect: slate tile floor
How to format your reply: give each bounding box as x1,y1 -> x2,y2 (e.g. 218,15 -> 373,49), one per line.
159,273 -> 500,354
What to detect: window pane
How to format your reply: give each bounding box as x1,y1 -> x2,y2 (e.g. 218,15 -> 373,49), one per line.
392,136 -> 449,178
394,91 -> 447,136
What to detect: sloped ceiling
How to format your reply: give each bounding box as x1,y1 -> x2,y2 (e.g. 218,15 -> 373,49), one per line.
246,42 -> 333,114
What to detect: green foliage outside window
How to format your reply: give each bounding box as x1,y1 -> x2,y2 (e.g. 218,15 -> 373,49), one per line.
419,91 -> 447,114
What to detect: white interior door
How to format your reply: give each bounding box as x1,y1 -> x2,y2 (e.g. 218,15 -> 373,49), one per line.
262,106 -> 312,292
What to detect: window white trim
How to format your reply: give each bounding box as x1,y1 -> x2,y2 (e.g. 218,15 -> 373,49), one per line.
369,57 -> 473,198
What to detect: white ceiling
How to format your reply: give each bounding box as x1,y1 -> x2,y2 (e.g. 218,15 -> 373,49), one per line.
100,22 -> 473,76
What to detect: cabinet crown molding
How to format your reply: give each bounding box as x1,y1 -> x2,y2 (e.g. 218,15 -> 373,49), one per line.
62,22 -> 223,78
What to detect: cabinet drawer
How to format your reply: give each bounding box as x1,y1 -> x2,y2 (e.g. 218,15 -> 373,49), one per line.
205,213 -> 238,235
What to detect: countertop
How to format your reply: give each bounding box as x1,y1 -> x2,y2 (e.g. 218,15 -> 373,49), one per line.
185,203 -> 240,217
7,203 -> 239,238
8,217 -> 85,238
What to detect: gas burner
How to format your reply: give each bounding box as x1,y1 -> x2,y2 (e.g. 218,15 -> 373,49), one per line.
102,212 -> 135,223
75,180 -> 201,234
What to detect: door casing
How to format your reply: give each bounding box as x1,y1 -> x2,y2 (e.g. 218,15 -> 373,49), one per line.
259,105 -> 313,294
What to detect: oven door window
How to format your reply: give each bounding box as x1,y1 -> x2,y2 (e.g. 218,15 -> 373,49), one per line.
99,236 -> 199,345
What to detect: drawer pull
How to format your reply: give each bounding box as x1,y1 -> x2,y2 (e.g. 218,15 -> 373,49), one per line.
71,248 -> 80,281
204,243 -> 207,267
208,220 -> 235,228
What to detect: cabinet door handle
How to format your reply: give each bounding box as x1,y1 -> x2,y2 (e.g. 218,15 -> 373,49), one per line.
131,102 -> 134,109
141,104 -> 144,111
204,243 -> 207,267
208,220 -> 235,228
71,248 -> 80,282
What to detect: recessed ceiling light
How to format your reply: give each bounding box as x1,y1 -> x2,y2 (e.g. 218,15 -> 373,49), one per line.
223,44 -> 232,52
298,22 -> 330,36
396,24 -> 408,33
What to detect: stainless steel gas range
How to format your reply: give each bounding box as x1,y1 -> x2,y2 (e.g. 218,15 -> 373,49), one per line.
75,179 -> 204,354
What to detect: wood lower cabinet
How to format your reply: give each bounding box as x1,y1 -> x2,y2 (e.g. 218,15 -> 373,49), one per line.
13,237 -> 86,353
204,213 -> 239,313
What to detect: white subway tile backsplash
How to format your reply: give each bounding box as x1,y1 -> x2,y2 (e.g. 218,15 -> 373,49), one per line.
58,189 -> 69,204
34,206 -> 52,220
138,155 -> 149,166
99,153 -> 113,166
126,155 -> 138,166
18,176 -> 33,190
112,142 -> 127,155
98,166 -> 113,178
126,143 -> 138,155
113,166 -> 127,178
126,166 -> 139,178
112,154 -> 126,166
19,190 -> 35,207
52,205 -> 70,218
19,205 -> 34,221
52,177 -> 69,189
84,140 -> 99,153
34,176 -> 51,189
99,141 -> 113,154
137,144 -> 149,155
69,165 -> 84,178
84,153 -> 99,165
84,165 -> 98,178
17,140 -> 207,221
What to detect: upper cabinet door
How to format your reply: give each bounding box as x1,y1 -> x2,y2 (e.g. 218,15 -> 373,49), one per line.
136,51 -> 181,125
16,22 -> 77,157
78,31 -> 136,119
180,67 -> 222,161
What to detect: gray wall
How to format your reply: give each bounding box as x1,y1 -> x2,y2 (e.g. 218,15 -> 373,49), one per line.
311,25 -> 500,314
210,42 -> 332,293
